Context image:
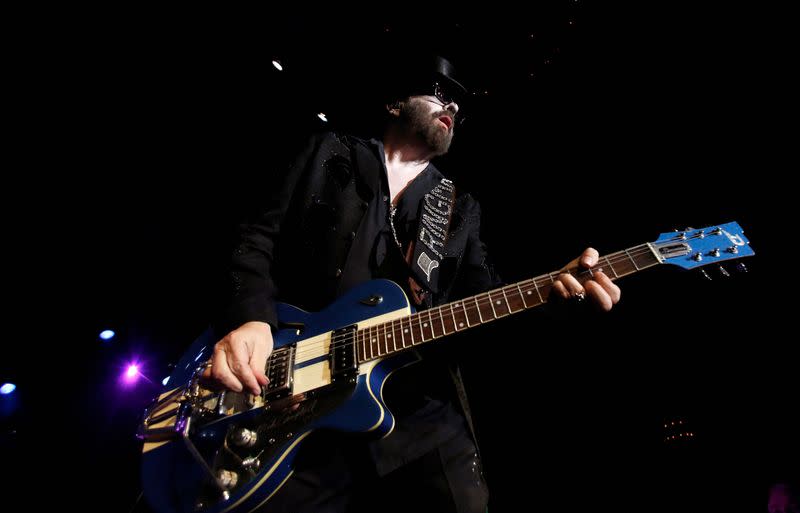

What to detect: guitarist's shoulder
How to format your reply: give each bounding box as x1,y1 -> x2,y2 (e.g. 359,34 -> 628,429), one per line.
453,191 -> 482,221
286,130 -> 370,158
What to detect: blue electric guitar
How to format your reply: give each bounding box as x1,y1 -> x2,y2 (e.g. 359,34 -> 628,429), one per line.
139,222 -> 754,513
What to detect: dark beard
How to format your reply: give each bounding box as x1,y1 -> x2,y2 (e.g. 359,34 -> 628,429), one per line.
399,99 -> 453,156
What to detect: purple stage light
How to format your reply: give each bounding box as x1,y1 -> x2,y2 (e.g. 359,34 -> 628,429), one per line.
123,364 -> 140,384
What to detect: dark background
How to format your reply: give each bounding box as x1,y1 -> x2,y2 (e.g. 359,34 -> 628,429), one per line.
2,5 -> 794,512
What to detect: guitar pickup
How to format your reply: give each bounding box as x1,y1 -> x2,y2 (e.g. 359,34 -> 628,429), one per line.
262,345 -> 294,401
330,325 -> 358,384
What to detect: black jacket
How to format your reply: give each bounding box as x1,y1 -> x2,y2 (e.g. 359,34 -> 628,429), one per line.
218,131 -> 502,335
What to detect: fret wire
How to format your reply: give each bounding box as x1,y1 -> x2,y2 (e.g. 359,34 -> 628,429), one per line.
517,283 -> 530,308
474,296 -> 484,323
488,291 -> 498,319
501,287 -> 516,313
624,249 -> 641,270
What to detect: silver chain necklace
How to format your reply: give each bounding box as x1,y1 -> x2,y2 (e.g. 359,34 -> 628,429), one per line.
389,204 -> 402,250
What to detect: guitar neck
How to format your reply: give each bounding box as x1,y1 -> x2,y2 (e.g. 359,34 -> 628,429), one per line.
356,243 -> 661,362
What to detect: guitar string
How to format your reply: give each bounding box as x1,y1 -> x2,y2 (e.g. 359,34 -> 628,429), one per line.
290,241 -> 703,360
292,244 -> 653,358
289,231 -> 738,361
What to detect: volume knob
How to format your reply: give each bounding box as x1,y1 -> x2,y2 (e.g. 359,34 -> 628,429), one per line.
216,469 -> 239,489
231,428 -> 258,447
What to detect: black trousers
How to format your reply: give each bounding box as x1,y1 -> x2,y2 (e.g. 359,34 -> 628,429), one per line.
261,425 -> 489,513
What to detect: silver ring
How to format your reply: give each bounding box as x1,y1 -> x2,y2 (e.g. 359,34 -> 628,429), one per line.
574,291 -> 585,302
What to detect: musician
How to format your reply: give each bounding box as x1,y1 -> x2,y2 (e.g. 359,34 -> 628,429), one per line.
206,54 -> 621,512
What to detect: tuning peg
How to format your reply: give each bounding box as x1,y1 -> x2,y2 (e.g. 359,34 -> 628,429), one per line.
736,262 -> 748,273
699,269 -> 712,281
718,265 -> 730,277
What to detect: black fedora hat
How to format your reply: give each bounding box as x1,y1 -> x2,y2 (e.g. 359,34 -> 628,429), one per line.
383,53 -> 468,105
422,54 -> 468,97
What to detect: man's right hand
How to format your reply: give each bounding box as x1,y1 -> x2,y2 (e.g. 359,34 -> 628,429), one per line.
202,321 -> 272,395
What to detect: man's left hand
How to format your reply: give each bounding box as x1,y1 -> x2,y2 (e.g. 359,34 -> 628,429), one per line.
551,247 -> 621,312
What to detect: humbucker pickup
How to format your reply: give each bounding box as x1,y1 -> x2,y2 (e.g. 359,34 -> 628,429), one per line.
330,325 -> 358,383
262,345 -> 294,400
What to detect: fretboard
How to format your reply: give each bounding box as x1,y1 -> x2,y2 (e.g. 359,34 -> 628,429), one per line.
356,243 -> 660,362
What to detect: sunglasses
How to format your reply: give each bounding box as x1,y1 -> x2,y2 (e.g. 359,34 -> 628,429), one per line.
434,81 -> 460,105
423,81 -> 467,126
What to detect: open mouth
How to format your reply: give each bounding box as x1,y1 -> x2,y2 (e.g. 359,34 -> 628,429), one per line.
437,115 -> 453,130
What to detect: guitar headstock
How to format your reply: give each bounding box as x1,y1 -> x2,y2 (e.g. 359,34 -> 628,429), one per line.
650,221 -> 754,270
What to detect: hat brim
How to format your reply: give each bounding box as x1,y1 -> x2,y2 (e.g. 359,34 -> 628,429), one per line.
434,72 -> 468,102
431,55 -> 468,98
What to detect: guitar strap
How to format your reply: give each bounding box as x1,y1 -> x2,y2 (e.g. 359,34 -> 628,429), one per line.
392,177 -> 456,306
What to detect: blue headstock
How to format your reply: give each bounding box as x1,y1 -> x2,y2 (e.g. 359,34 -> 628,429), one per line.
650,222 -> 754,270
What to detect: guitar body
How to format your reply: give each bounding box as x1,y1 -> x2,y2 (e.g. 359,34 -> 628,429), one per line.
141,279 -> 417,513
139,221 -> 754,513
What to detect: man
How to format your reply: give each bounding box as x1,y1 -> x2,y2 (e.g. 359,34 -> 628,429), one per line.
206,54 -> 621,512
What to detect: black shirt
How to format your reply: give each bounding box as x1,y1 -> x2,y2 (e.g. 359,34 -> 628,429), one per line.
338,138 -> 442,302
